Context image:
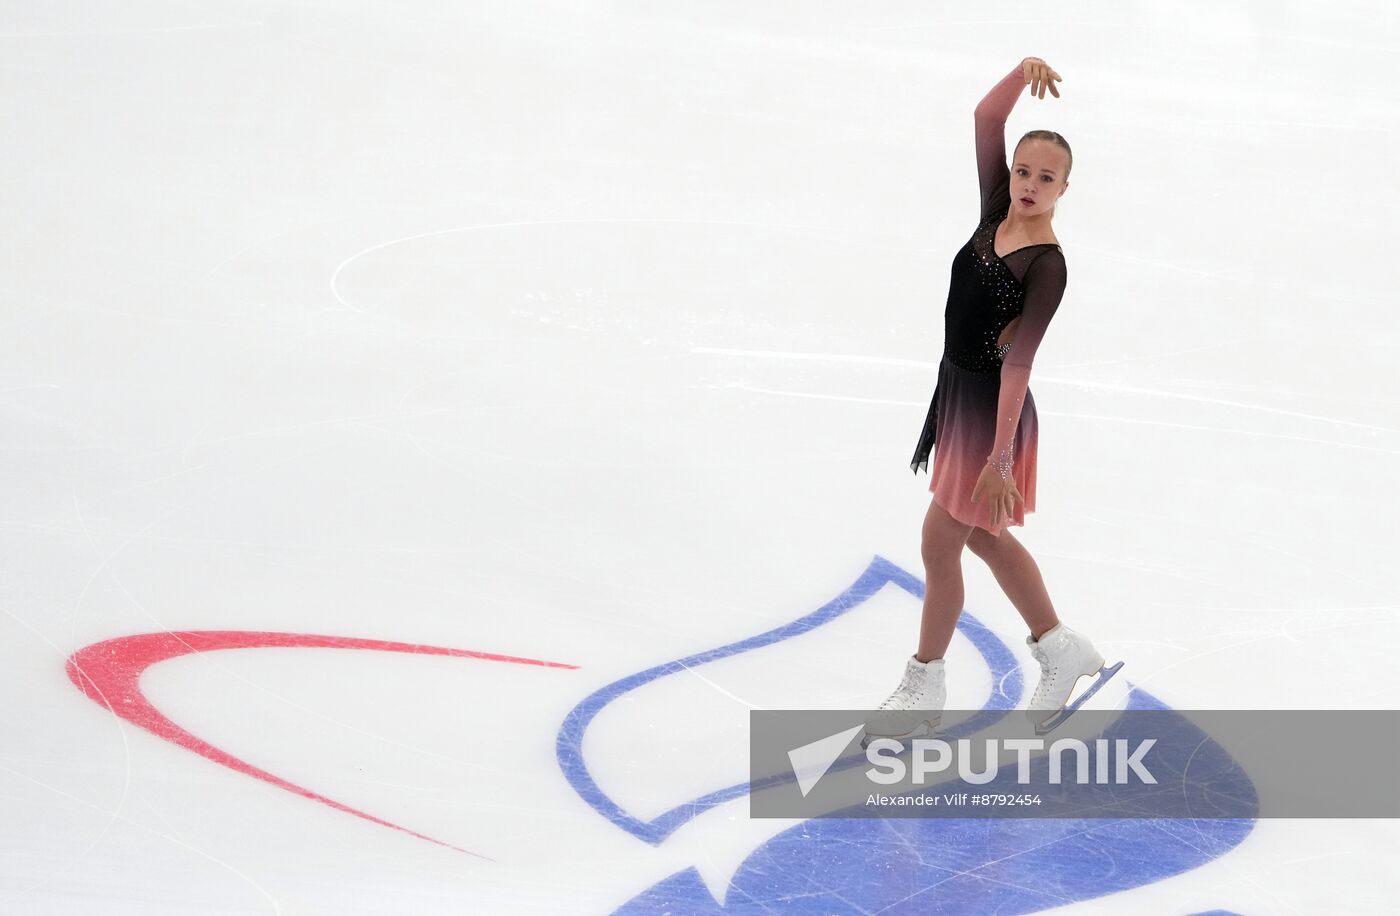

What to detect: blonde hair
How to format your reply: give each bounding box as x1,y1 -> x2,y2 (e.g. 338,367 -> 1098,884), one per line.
1015,130 -> 1072,181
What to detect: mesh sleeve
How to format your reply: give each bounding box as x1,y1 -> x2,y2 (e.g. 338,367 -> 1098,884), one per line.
974,64 -> 1026,222
987,248 -> 1067,479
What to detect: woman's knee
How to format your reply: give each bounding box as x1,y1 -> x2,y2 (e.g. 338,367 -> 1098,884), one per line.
967,526 -> 1020,560
965,526 -> 999,557
921,498 -> 973,565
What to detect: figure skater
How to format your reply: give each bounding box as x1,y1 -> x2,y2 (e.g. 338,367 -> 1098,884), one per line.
865,56 -> 1122,741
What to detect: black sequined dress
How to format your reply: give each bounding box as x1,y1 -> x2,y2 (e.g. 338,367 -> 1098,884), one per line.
910,100 -> 1068,536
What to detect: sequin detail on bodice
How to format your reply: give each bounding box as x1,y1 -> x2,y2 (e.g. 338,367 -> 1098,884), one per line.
942,210 -> 1058,374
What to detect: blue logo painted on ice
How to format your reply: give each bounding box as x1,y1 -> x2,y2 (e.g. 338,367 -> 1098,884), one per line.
553,556 -> 1256,913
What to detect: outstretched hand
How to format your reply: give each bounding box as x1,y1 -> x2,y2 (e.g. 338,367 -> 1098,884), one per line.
971,462 -> 1024,529
1020,57 -> 1062,99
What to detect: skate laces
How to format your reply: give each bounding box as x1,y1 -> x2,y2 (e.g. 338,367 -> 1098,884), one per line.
1030,643 -> 1058,701
878,668 -> 918,710
878,661 -> 945,710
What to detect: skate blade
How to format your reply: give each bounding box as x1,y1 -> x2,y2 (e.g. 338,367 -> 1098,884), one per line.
860,721 -> 944,750
1033,660 -> 1125,737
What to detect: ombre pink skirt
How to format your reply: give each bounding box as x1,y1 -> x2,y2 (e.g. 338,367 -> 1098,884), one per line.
924,357 -> 1038,537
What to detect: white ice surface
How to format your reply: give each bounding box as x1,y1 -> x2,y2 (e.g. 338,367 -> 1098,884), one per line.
2,1 -> 1398,913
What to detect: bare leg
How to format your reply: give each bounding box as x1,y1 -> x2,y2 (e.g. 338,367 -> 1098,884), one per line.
916,496 -> 976,663
965,526 -> 1060,640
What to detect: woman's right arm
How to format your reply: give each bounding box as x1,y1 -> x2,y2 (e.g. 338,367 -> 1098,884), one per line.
973,63 -> 1028,221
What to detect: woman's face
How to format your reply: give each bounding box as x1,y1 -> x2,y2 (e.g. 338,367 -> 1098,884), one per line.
1011,140 -> 1070,215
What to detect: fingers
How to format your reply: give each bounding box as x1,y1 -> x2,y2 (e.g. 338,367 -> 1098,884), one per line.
1025,62 -> 1063,99
990,486 -> 1022,528
977,464 -> 1027,527
1005,487 -> 1021,526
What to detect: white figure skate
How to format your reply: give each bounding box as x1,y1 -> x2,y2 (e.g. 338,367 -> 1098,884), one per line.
861,655 -> 946,748
1026,622 -> 1123,735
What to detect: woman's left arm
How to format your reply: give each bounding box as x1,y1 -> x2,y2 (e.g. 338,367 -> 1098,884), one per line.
973,249 -> 1066,527
987,249 -> 1068,478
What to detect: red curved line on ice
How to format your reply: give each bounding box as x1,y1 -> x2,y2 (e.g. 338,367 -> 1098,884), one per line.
65,630 -> 578,858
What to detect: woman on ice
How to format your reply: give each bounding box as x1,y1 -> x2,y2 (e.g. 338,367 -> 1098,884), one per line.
866,57 -> 1122,741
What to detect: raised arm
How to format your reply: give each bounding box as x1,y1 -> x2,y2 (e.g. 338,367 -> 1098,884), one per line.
973,63 -> 1027,221
987,248 -> 1067,479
